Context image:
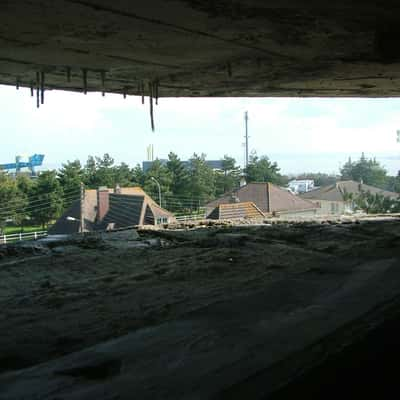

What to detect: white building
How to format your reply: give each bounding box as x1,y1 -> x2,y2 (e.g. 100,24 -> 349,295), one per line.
288,180 -> 315,194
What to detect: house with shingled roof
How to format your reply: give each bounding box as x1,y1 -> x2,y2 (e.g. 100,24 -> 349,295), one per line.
49,186 -> 176,234
300,180 -> 400,215
207,201 -> 265,220
205,182 -> 318,219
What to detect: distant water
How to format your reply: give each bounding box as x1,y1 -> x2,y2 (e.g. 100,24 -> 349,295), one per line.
268,152 -> 400,176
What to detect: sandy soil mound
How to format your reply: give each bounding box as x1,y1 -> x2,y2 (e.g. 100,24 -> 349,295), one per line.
0,219 -> 399,399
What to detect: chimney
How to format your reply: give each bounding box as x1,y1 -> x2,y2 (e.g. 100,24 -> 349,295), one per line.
230,193 -> 240,203
97,187 -> 110,221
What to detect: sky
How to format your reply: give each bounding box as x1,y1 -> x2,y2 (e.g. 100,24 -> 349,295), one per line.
1,84 -> 400,175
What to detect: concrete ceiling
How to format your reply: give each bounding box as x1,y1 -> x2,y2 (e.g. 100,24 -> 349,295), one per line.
2,1 -> 400,99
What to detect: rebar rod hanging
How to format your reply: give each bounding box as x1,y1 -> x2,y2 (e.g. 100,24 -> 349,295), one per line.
101,71 -> 106,97
40,72 -> 45,105
83,69 -> 88,94
149,82 -> 155,132
36,72 -> 40,109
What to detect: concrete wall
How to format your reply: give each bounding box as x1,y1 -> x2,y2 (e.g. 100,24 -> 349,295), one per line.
276,209 -> 318,219
310,200 -> 352,216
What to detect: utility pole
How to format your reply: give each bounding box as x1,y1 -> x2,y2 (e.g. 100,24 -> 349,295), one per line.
151,177 -> 162,207
244,111 -> 249,168
80,182 -> 85,233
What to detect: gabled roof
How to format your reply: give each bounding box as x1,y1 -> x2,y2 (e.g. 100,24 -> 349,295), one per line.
268,183 -> 317,212
48,190 -> 98,234
49,186 -> 175,234
300,180 -> 399,201
208,202 -> 265,220
206,182 -> 317,214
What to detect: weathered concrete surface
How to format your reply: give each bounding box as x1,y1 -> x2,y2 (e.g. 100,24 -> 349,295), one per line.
3,1 -> 400,97
0,220 -> 400,399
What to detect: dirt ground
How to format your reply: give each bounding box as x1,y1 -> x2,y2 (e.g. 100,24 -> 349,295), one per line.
1,217 -> 400,399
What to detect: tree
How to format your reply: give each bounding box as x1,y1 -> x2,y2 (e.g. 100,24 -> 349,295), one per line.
215,155 -> 241,196
245,151 -> 283,184
83,154 -> 115,188
83,154 -> 135,189
187,153 -> 216,205
0,172 -> 26,233
166,152 -> 190,195
14,174 -> 33,230
340,153 -> 388,189
112,162 -> 134,187
353,191 -> 398,214
30,171 -> 64,229
384,173 -> 400,193
132,164 -> 146,186
143,159 -> 172,207
58,160 -> 84,207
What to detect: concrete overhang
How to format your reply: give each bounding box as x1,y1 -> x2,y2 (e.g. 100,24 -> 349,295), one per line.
2,1 -> 400,98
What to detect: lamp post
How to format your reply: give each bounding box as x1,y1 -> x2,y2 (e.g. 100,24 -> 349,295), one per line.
151,176 -> 162,207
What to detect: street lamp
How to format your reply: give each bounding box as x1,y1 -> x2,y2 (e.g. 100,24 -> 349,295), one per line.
150,177 -> 162,207
66,216 -> 79,221
66,216 -> 84,233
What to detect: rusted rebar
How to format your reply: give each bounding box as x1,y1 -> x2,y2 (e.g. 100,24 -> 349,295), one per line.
83,69 -> 87,94
36,72 -> 40,109
40,71 -> 45,105
149,82 -> 155,132
101,71 -> 105,97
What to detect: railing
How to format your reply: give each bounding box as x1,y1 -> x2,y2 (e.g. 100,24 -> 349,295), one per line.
175,214 -> 207,222
0,230 -> 48,244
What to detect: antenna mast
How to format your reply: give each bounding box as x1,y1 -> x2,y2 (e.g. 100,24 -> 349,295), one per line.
244,111 -> 249,168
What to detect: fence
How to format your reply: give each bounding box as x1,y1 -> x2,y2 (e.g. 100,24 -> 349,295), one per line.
0,230 -> 47,244
175,213 -> 207,222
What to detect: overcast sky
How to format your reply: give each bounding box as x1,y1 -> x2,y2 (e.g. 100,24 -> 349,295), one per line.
1,85 -> 400,175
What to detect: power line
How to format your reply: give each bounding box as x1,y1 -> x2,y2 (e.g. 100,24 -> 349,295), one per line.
244,111 -> 249,169
0,193 -> 80,215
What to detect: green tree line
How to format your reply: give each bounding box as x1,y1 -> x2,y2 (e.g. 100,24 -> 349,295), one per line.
1,151 -> 400,232
0,151 -> 285,230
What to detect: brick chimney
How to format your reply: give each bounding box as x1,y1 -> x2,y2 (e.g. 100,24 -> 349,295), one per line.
97,187 -> 110,221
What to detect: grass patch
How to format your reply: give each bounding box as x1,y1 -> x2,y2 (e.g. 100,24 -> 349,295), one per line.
3,225 -> 43,235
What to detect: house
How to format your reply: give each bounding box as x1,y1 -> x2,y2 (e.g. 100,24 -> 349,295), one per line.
207,201 -> 265,220
49,186 -> 176,234
205,182 -> 318,219
300,180 -> 399,215
288,179 -> 314,194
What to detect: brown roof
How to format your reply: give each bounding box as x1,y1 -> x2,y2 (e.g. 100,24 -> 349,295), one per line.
48,190 -> 98,234
208,202 -> 265,220
206,183 -> 317,214
50,186 -> 175,234
267,183 -> 317,212
300,180 -> 399,201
